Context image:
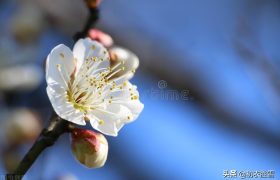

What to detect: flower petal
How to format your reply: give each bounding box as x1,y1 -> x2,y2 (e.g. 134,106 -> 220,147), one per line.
87,81 -> 143,136
87,109 -> 118,136
46,44 -> 76,89
73,38 -> 110,75
87,104 -> 134,136
105,81 -> 144,118
47,85 -> 86,125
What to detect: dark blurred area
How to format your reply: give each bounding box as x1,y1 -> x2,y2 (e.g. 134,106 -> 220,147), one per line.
0,0 -> 280,179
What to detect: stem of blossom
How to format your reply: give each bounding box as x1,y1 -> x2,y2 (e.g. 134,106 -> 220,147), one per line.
73,8 -> 99,41
6,113 -> 75,179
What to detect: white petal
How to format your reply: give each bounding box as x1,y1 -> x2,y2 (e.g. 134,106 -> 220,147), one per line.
116,100 -> 144,120
46,44 -> 75,89
108,81 -> 144,119
73,38 -> 110,75
87,81 -> 143,136
87,110 -> 118,136
110,73 -> 132,85
47,85 -> 86,125
87,104 -> 133,136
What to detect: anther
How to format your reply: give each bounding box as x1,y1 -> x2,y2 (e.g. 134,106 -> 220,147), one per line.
59,53 -> 64,58
99,119 -> 104,125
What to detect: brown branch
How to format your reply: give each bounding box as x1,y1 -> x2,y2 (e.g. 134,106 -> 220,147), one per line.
73,8 -> 99,42
6,113 -> 75,180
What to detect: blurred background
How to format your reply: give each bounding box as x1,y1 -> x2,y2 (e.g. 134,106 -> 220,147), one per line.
0,0 -> 280,179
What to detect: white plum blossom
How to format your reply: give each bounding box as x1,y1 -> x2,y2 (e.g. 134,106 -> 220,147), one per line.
46,38 -> 144,136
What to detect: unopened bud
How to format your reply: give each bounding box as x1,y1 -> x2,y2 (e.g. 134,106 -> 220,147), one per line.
88,29 -> 113,47
71,128 -> 108,168
83,0 -> 102,9
109,51 -> 119,62
108,46 -> 139,80
5,109 -> 42,144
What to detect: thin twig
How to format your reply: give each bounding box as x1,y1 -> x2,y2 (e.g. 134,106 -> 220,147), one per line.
6,113 -> 75,179
73,8 -> 99,41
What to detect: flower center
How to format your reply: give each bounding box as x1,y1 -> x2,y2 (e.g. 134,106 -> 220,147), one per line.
56,52 -> 138,123
66,90 -> 89,112
63,56 -> 127,113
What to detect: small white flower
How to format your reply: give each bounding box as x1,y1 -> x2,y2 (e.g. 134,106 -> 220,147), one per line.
46,38 -> 144,136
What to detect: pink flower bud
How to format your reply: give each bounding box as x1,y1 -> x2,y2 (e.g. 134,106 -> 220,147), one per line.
88,29 -> 114,47
83,0 -> 102,8
71,128 -> 108,168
